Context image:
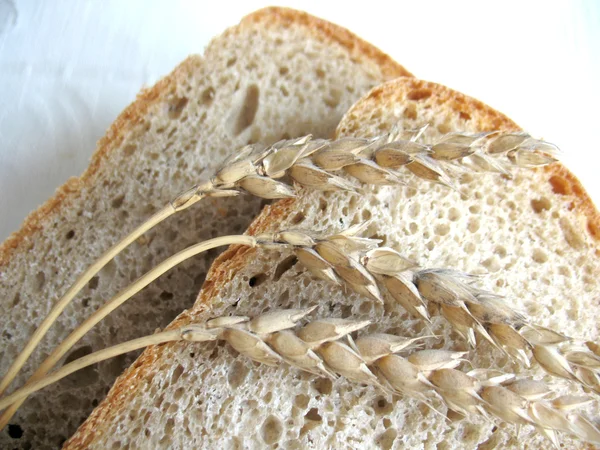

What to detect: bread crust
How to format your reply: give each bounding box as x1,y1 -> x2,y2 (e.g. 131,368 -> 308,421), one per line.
0,7 -> 411,270
67,77 -> 600,448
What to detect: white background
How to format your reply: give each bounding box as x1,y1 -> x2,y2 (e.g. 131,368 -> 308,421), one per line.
1,0 -> 599,240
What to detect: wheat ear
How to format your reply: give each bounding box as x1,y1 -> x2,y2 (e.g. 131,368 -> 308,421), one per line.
1,128 -> 557,399
4,223 -> 598,429
1,308 -> 598,446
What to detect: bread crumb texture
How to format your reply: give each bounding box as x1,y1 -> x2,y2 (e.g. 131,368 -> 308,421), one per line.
74,79 -> 599,449
0,8 -> 407,449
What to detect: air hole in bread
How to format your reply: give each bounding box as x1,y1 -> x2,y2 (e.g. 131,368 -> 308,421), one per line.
377,427 -> 397,450
339,304 -> 352,318
549,175 -> 570,195
167,97 -> 188,120
229,84 -> 260,136
201,87 -> 215,106
532,248 -> 548,264
263,391 -> 273,404
111,195 -> 125,209
316,198 -> 328,213
279,66 -> 289,76
34,271 -> 46,292
164,418 -> 175,436
159,291 -> 174,300
65,230 -> 75,240
494,245 -> 507,258
404,103 -> 417,120
123,143 -> 136,157
248,273 -> 267,288
468,204 -> 480,214
228,360 -> 249,389
467,218 -> 480,233
560,217 -> 585,249
290,211 -> 305,225
273,256 -> 298,282
173,387 -> 185,401
304,408 -> 322,422
7,424 -> 23,439
315,68 -> 325,79
280,85 -> 289,97
408,223 -> 418,235
227,57 -> 237,67
531,197 -> 551,213
482,256 -> 501,273
88,276 -> 99,290
261,415 -> 283,444
407,88 -> 432,101
434,223 -> 450,236
312,377 -> 332,396
294,394 -> 309,409
459,111 -> 471,120
358,302 -> 372,315
374,397 -> 393,415
12,292 -> 20,306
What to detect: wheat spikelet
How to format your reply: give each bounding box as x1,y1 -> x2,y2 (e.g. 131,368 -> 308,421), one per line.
1,309 -> 598,446
209,127 -> 558,196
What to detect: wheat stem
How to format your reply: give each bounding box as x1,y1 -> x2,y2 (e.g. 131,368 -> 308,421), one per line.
0,234 -> 255,429
0,329 -> 185,410
0,204 -> 177,398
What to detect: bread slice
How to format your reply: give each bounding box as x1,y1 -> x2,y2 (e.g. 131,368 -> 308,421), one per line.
0,8 -> 410,448
67,77 -> 600,449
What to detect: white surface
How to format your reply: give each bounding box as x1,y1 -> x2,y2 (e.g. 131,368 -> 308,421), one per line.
1,0 -> 599,240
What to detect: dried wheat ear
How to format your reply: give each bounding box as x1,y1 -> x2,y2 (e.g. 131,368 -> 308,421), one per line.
4,221 -> 600,433
1,308 -> 598,446
0,127 -> 558,404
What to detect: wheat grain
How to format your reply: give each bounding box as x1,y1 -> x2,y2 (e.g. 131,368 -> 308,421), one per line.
2,309 -> 597,445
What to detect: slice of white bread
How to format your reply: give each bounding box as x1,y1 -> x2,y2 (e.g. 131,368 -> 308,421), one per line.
0,8 -> 410,448
68,78 -> 600,449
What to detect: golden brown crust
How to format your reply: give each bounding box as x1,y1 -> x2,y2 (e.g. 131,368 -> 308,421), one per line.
337,78 -> 520,134
62,8 -> 410,449
240,7 -> 412,80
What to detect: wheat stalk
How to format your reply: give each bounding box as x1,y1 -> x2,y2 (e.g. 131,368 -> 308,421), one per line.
0,128 -> 558,403
1,308 -> 597,446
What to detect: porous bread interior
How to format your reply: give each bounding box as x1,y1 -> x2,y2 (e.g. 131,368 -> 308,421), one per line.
79,81 -> 600,449
0,10 -> 403,448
